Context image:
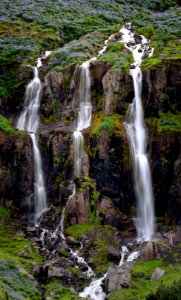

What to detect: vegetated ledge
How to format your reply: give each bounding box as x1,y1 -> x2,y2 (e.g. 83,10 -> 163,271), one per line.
146,112 -> 181,132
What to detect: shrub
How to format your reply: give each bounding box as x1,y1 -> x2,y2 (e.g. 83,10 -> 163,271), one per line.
0,116 -> 14,134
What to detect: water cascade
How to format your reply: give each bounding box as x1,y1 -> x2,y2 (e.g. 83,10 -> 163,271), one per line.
17,57 -> 47,224
120,24 -> 155,241
73,33 -> 115,178
73,61 -> 91,178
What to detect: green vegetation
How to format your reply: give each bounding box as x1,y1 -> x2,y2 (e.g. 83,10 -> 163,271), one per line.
91,113 -> 125,137
98,42 -> 134,72
48,27 -> 119,72
0,115 -> 14,134
0,204 -> 10,218
65,224 -> 101,240
0,260 -> 41,300
0,222 -> 42,271
66,223 -> 119,275
137,26 -> 154,39
147,279 -> 181,300
109,259 -> 181,300
44,280 -> 78,300
0,205 -> 42,299
158,112 -> 181,132
147,112 -> 181,132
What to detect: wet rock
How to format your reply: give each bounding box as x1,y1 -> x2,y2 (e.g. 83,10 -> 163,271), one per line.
141,242 -> 160,261
48,266 -> 72,280
156,242 -> 171,257
105,263 -> 131,293
100,198 -> 133,230
82,152 -> 89,177
108,245 -> 120,262
18,251 -> 31,259
102,68 -> 124,115
18,64 -> 33,81
43,72 -> 64,101
151,267 -> 165,281
66,191 -> 89,225
66,236 -> 80,246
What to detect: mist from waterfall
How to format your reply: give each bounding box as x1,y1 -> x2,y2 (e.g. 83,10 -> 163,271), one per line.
120,24 -> 155,241
17,60 -> 47,224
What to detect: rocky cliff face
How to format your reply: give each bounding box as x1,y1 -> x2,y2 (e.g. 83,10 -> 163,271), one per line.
0,49 -> 180,230
0,132 -> 33,212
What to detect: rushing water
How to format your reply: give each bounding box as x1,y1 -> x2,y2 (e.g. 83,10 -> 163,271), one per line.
120,24 -> 155,241
54,181 -> 76,240
17,59 -> 47,224
73,61 -> 91,178
73,33 -> 115,178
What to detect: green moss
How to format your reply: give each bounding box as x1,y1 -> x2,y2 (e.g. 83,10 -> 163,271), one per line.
98,42 -> 134,72
42,115 -> 57,125
0,285 -> 7,299
0,115 -> 14,134
44,280 -> 78,300
0,223 -> 42,272
0,205 -> 10,218
58,249 -> 69,257
158,112 -> 181,131
109,259 -> 181,300
147,112 -> 181,132
65,224 -> 101,240
91,113 -> 125,137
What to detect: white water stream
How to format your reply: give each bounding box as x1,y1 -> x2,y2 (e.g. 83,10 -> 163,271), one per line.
17,55 -> 49,224
73,33 -> 115,178
73,61 -> 91,178
120,24 -> 155,242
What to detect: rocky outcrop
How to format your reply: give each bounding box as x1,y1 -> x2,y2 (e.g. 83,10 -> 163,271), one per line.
149,128 -> 181,222
151,267 -> 165,282
143,62 -> 181,117
0,132 -> 34,212
141,242 -> 159,261
66,190 -> 89,225
105,263 -> 131,293
99,198 -> 133,230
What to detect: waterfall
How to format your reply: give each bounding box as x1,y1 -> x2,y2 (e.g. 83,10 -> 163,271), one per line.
73,61 -> 91,178
17,60 -> 47,224
120,24 -> 155,241
73,33 -> 115,178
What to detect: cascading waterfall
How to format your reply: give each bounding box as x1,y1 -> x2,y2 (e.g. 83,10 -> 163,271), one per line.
17,58 -> 47,224
73,61 -> 91,178
73,33 -> 115,178
120,24 -> 155,241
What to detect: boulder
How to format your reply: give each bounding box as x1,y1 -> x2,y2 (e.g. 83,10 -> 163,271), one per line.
66,191 -> 88,224
48,266 -> 72,280
105,263 -> 131,293
141,242 -> 160,261
151,267 -> 165,282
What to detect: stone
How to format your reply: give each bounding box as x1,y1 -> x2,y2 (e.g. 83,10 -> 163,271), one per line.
66,191 -> 88,225
102,68 -> 124,115
151,267 -> 165,282
108,245 -> 120,262
18,64 -> 33,81
141,242 -> 160,261
48,266 -> 72,280
105,263 -> 131,293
